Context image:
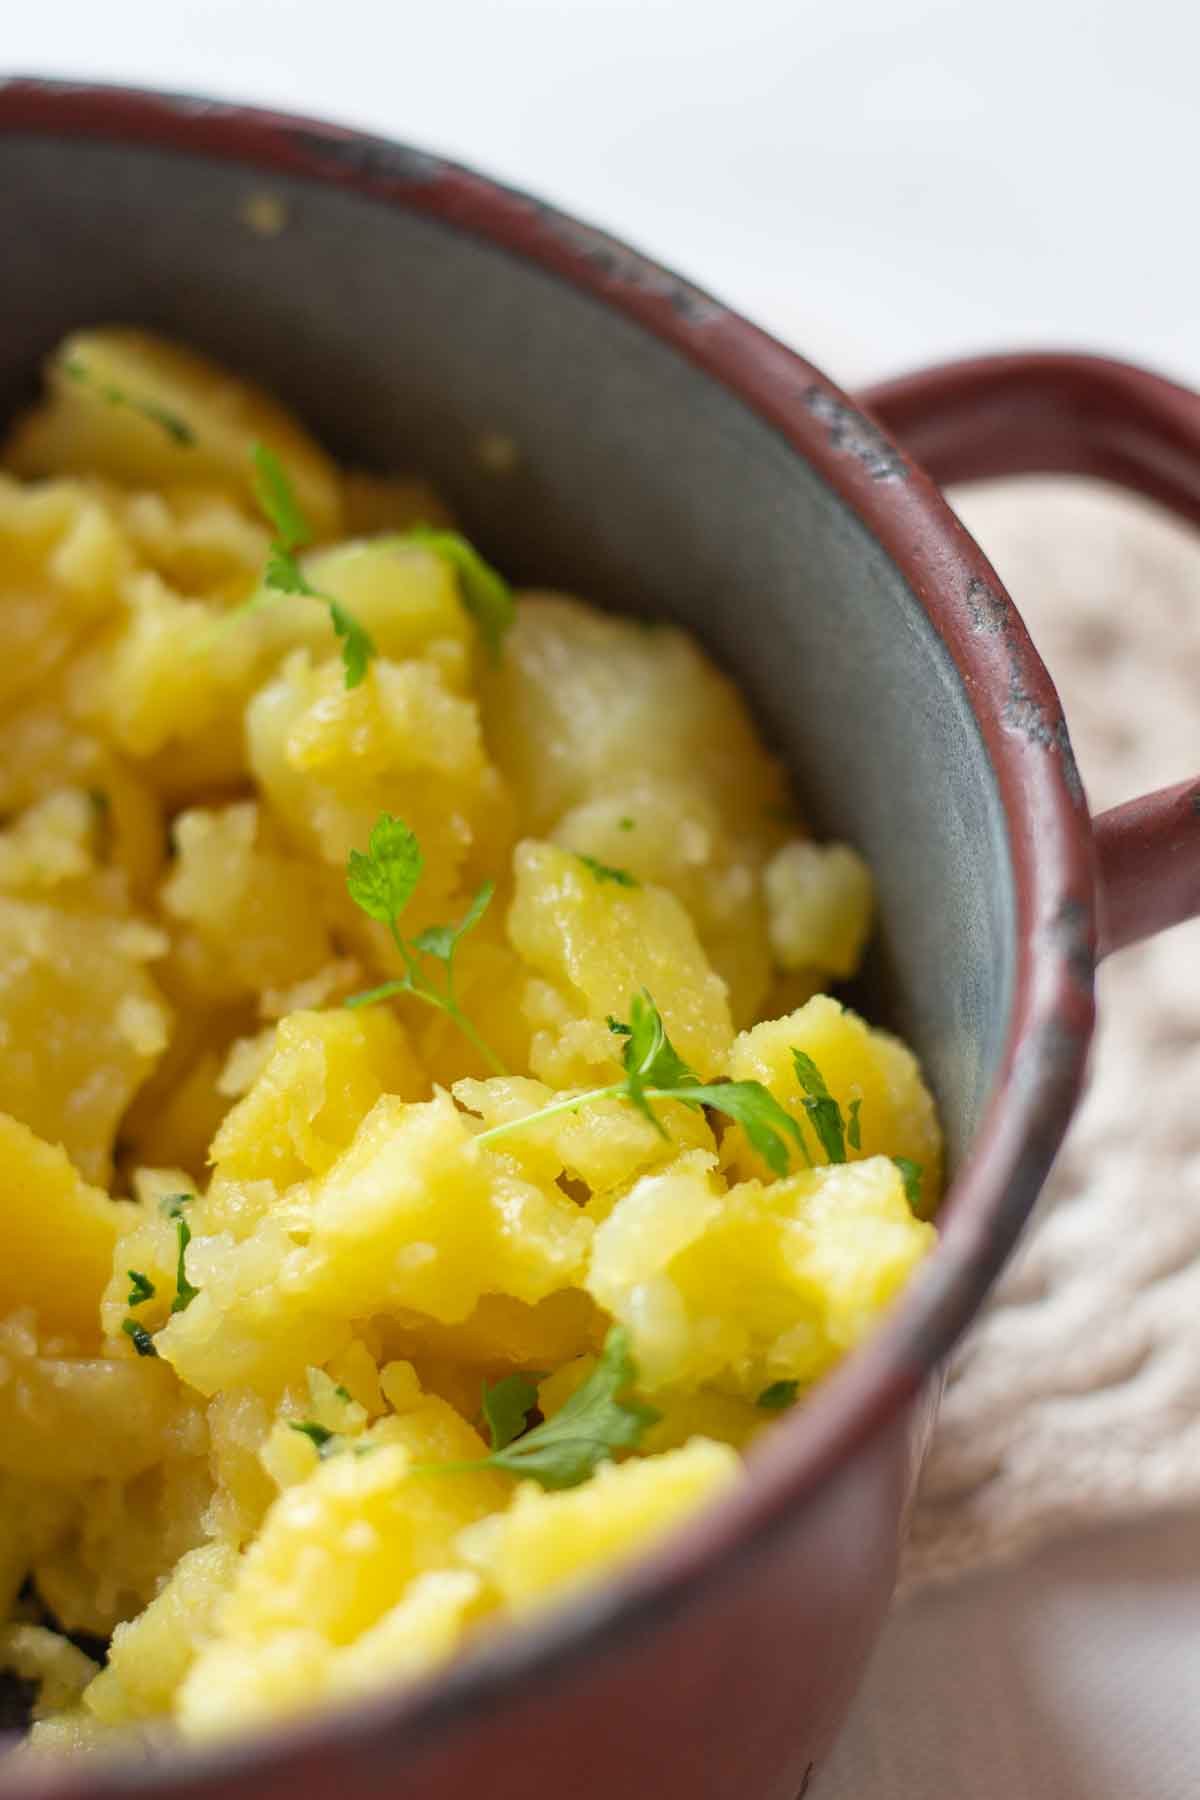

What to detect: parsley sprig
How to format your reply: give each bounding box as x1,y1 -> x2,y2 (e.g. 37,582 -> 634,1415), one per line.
344,814 -> 506,1075
476,989 -> 808,1177
251,444 -> 376,688
576,853 -> 638,888
418,1327 -> 658,1490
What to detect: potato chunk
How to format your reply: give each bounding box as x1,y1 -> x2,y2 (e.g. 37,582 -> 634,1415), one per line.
722,994 -> 943,1212
508,840 -> 733,1084
764,840 -> 873,979
458,1439 -> 741,1614
162,803 -> 333,1005
0,1115 -> 130,1341
5,329 -> 341,538
587,1151 -> 935,1395
209,1008 -> 426,1188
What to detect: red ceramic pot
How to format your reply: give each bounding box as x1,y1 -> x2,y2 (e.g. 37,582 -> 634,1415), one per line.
0,78 -> 1197,1800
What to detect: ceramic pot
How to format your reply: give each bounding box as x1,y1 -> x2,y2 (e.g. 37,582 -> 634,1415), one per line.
1,78 -> 1196,1800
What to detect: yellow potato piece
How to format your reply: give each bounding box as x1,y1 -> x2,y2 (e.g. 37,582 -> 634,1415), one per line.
508,840 -> 733,1082
83,1542 -> 239,1725
5,329 -> 342,538
0,899 -> 170,1184
0,1114 -> 130,1340
210,1007 -> 426,1189
458,1439 -> 741,1614
723,994 -> 943,1213
587,1151 -> 936,1395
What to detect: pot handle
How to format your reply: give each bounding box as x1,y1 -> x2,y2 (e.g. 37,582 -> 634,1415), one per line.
859,352 -> 1200,960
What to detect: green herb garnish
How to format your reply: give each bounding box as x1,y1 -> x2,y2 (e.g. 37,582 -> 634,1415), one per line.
405,526 -> 514,662
791,1050 -> 849,1165
618,817 -> 635,832
170,1218 -> 199,1315
251,444 -> 376,689
159,1192 -> 191,1219
121,1318 -> 158,1358
576,853 -> 638,888
289,1420 -> 337,1457
893,1157 -> 923,1211
756,1380 -> 799,1411
847,1098 -> 863,1151
480,1372 -> 542,1453
63,357 -> 195,446
344,814 -> 505,1074
476,989 -> 808,1177
126,1270 -> 155,1307
421,1327 -> 658,1491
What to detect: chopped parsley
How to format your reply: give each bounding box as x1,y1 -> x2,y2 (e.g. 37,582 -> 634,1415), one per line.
126,1270 -> 155,1307
576,853 -> 638,888
344,813 -> 505,1074
170,1215 -> 200,1315
289,1421 -> 337,1457
756,1380 -> 799,1411
121,1318 -> 158,1358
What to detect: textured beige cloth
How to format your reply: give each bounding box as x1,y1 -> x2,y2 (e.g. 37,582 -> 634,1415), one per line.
900,475 -> 1200,1594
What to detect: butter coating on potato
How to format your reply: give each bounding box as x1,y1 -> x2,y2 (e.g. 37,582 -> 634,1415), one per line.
0,331 -> 942,1746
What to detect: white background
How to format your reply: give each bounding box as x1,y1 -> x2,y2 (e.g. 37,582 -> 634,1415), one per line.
7,4 -> 1200,1794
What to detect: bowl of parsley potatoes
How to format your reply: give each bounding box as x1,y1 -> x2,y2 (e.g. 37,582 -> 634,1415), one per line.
3,74 -> 1189,1800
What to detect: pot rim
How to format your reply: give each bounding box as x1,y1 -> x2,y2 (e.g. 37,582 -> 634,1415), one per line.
0,76 -> 1097,1793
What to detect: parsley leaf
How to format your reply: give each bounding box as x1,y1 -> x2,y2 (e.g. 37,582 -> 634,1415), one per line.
847,1098 -> 863,1151
346,814 -> 423,924
618,988 -> 698,1092
421,1328 -> 658,1491
671,1079 -> 808,1179
159,1192 -> 192,1219
344,815 -> 505,1074
121,1318 -> 158,1358
481,1372 -> 542,1453
406,526 -> 514,662
756,1380 -> 799,1411
791,1050 -> 848,1164
170,1216 -> 200,1315
126,1270 -> 155,1307
250,444 -> 376,689
618,817 -> 635,832
63,357 -> 196,446
576,853 -> 638,888
893,1157 -> 923,1211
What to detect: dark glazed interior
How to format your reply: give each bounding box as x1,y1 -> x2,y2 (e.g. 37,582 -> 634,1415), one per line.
0,134 -> 1014,1172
